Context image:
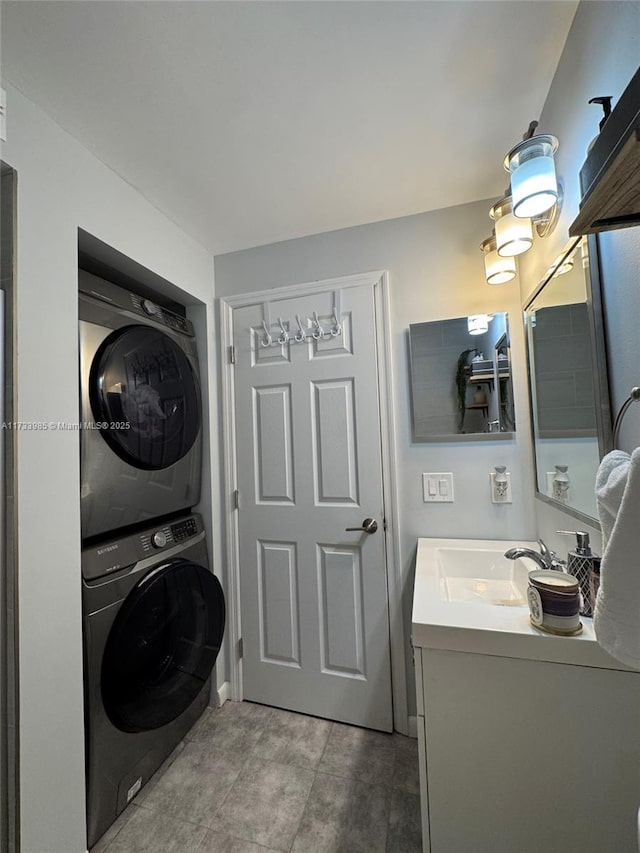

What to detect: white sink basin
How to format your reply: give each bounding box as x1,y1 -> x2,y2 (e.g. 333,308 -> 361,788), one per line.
435,546 -> 529,606
412,537 -> 619,670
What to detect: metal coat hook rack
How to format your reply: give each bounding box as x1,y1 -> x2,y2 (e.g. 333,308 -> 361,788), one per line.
259,291 -> 342,348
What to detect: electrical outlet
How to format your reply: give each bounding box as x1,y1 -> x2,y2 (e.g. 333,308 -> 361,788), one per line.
490,472 -> 512,503
546,472 -> 570,503
423,473 -> 454,503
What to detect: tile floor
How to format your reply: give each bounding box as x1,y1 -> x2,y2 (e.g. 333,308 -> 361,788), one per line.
91,701 -> 422,853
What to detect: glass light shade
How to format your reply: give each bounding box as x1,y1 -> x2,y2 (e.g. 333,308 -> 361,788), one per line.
480,235 -> 516,285
504,135 -> 559,219
468,314 -> 489,335
490,196 -> 533,257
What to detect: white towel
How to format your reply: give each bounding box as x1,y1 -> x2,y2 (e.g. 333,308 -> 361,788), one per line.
596,450 -> 632,548
594,448 -> 640,668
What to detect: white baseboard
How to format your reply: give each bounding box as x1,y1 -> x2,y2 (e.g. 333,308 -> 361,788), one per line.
215,679 -> 412,732
215,680 -> 231,708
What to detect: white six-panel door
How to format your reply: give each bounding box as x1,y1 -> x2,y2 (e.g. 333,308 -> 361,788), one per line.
232,283 -> 393,731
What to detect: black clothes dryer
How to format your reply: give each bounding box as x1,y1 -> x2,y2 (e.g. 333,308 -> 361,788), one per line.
82,513 -> 224,849
79,270 -> 202,540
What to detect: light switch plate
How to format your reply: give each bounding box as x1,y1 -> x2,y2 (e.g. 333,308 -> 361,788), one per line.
423,472 -> 454,503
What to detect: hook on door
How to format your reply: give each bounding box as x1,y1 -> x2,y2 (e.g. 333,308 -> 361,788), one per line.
260,320 -> 272,348
294,314 -> 307,343
277,316 -> 289,345
331,290 -> 342,336
312,311 -> 325,340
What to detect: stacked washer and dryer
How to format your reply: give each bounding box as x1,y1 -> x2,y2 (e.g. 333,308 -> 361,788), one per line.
78,270 -> 225,849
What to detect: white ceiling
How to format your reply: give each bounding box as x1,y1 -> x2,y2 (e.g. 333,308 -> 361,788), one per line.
1,1 -> 578,255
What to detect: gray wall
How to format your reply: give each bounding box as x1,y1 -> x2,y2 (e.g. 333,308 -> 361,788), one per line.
518,0 -> 640,557
215,200 -> 537,720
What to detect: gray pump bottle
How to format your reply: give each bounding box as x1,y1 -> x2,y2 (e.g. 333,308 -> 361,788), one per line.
557,530 -> 599,617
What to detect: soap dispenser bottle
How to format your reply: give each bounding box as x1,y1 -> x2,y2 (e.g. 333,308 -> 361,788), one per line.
586,96 -> 613,153
557,530 -> 599,617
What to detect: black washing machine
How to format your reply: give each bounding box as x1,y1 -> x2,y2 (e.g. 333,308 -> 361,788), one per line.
79,269 -> 203,541
82,512 -> 224,849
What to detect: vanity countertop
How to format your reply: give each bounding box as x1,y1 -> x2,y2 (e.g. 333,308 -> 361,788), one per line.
412,536 -> 636,672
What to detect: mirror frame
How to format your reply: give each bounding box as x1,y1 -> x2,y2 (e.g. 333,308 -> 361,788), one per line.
524,234 -> 613,526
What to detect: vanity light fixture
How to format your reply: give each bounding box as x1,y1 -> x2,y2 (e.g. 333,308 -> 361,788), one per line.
480,234 -> 516,285
479,122 -> 562,281
468,314 -> 490,335
489,195 -> 533,257
504,122 -> 559,219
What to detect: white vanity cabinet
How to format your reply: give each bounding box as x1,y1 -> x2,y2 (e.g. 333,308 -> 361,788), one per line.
412,537 -> 640,853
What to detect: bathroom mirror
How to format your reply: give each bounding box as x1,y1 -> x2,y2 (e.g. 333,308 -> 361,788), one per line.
525,236 -> 612,522
408,312 -> 515,441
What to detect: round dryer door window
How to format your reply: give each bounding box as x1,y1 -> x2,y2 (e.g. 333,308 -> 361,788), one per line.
89,325 -> 201,470
101,559 -> 225,733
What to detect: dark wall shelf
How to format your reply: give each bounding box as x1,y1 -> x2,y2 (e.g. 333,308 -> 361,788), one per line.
570,128 -> 640,235
570,65 -> 640,236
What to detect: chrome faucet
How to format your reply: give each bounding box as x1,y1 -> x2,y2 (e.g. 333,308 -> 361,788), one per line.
504,539 -> 566,572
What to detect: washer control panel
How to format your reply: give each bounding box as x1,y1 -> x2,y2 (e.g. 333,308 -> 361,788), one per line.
81,513 -> 203,581
151,530 -> 168,549
140,524 -> 174,555
171,517 -> 199,543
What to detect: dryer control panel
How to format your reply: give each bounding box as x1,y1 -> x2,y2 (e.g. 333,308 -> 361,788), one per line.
78,269 -> 195,337
81,513 -> 204,581
129,293 -> 193,336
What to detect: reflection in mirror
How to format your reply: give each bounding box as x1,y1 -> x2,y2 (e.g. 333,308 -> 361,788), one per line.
409,312 -> 515,440
525,236 -> 611,521
495,332 -> 515,431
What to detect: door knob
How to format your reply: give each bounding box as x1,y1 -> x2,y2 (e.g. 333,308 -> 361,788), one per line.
345,518 -> 378,534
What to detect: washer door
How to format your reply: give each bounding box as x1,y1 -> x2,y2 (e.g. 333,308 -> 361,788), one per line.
101,559 -> 225,733
89,325 -> 201,470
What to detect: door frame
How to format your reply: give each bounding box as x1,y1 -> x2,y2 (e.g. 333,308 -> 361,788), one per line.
219,270 -> 408,734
